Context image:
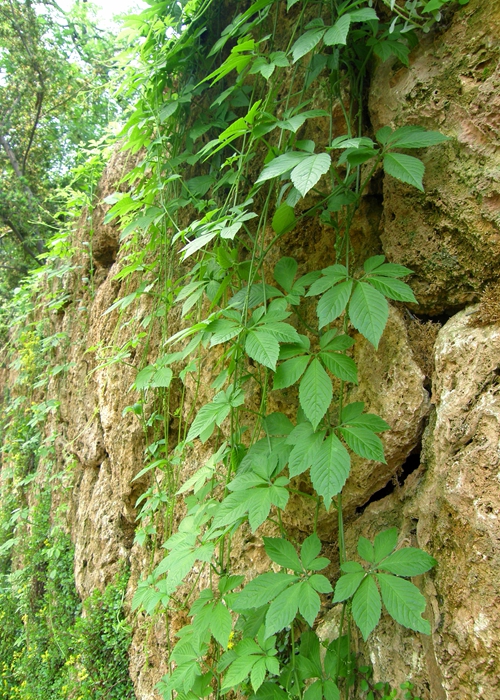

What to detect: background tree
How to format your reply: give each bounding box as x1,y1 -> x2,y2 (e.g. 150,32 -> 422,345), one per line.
0,0 -> 121,291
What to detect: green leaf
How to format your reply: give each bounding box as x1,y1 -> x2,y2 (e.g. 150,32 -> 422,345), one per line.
378,548 -> 436,576
317,279 -> 353,328
333,572 -> 365,603
256,152 -> 308,183
247,489 -> 273,532
310,433 -> 350,510
251,658 -> 268,693
272,205 -> 297,236
323,679 -> 340,700
274,355 -> 310,390
299,358 -> 333,429
246,330 -> 280,370
186,398 -> 230,443
348,281 -> 388,349
291,153 -> 331,197
358,536 -> 375,563
350,8 -> 378,21
264,537 -> 303,571
352,575 -> 382,641
287,425 -> 325,477
324,14 -> 351,45
253,682 -> 288,700
320,332 -> 354,351
373,528 -> 398,562
235,573 -> 299,609
363,255 -> 386,273
308,574 -> 333,593
303,680 -> 322,700
377,573 -> 431,634
299,583 -> 321,626
306,265 -> 347,296
339,426 -> 386,462
301,533 -> 322,568
291,28 -> 326,62
340,561 -> 364,574
389,126 -> 449,149
223,655 -> 261,691
262,412 -> 294,436
343,412 -> 390,433
208,319 -> 242,346
274,256 -> 298,292
383,153 -> 425,192
258,321 -> 300,344
265,582 -> 303,637
368,277 -> 417,303
320,351 -> 358,384
211,603 -> 233,648
371,262 -> 413,278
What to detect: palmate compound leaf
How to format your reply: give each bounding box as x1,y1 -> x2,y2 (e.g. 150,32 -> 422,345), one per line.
310,433 -> 350,510
376,573 -> 431,634
352,575 -> 382,641
299,358 -> 333,429
348,281 -> 388,349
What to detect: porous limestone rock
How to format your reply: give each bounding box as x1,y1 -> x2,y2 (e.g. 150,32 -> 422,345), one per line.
369,0 -> 500,314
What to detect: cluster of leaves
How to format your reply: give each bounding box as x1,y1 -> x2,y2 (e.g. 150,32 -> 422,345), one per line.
0,0 -> 462,696
100,0 -> 454,698
0,484 -> 135,700
0,287 -> 135,699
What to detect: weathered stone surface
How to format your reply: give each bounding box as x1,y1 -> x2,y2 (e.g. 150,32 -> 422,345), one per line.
413,308 -> 500,698
369,0 -> 500,314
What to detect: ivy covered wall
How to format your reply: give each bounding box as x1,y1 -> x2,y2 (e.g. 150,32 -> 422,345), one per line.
1,1 -> 499,699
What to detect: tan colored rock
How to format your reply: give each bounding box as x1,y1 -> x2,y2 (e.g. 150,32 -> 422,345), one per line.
369,0 -> 500,314
411,308 -> 500,698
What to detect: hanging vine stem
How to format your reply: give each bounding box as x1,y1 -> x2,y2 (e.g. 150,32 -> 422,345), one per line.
106,2 -> 456,699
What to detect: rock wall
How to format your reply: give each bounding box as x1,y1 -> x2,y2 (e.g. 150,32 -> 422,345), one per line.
2,1 -> 500,698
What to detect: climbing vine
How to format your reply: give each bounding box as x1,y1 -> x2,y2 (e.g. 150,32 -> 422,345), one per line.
102,1 -> 464,699
0,0 -> 471,698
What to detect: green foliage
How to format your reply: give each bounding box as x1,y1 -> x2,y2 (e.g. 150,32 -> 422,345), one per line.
0,0 -> 121,293
0,0 -> 465,696
101,0 -> 450,698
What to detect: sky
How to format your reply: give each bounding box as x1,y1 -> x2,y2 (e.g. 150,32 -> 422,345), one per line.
57,0 -> 147,29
